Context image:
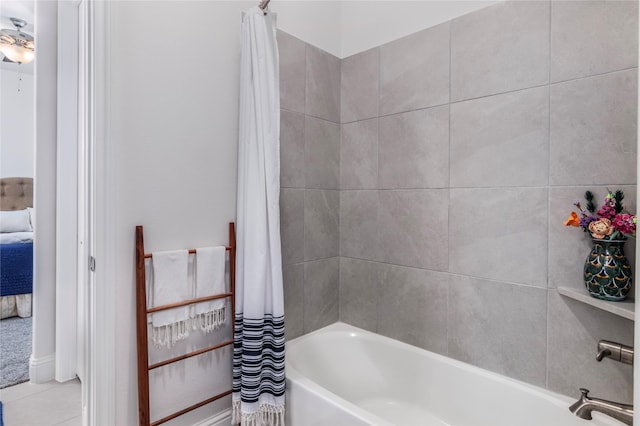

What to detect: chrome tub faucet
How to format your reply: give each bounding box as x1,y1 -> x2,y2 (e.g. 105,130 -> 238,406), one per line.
569,388 -> 633,426
569,340 -> 633,425
596,340 -> 634,365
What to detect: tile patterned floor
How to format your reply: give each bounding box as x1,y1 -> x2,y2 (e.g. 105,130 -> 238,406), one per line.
0,379 -> 81,426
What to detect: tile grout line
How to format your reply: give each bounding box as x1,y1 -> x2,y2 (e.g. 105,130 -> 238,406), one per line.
302,40 -> 308,335
446,19 -> 453,357
545,0 -> 552,392
339,255 -> 551,292
337,65 -> 640,127
375,43 -> 382,335
549,66 -> 639,87
295,184 -> 639,191
338,100 -> 343,321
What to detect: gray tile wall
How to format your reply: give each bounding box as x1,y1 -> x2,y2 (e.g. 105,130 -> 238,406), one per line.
278,31 -> 340,340
279,0 -> 638,402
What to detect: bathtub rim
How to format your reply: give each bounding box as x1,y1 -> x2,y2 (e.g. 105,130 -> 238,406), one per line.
285,322 -> 619,426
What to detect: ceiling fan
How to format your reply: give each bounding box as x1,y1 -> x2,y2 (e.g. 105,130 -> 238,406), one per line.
0,17 -> 35,64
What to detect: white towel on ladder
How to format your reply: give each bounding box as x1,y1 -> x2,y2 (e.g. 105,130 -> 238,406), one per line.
151,249 -> 191,348
194,246 -> 227,333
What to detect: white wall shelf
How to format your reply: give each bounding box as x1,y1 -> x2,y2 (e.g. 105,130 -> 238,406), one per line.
557,286 -> 635,321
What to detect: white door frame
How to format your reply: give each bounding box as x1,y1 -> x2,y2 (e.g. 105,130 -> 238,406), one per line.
55,0 -> 80,383
79,1 -> 115,424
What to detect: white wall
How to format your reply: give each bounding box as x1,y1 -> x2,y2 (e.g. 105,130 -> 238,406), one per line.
273,0 -> 501,58
339,0 -> 500,57
273,0 -> 342,56
1,69 -> 34,177
109,1 -> 256,423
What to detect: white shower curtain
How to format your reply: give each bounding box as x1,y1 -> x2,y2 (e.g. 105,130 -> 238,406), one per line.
232,6 -> 285,426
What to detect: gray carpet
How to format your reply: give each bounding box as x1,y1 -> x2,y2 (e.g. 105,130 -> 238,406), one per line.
0,317 -> 31,389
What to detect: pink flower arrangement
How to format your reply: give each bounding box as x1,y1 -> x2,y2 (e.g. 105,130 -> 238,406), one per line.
612,214 -> 636,235
564,190 -> 637,240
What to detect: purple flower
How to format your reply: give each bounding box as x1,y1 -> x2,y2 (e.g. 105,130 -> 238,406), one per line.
579,215 -> 597,230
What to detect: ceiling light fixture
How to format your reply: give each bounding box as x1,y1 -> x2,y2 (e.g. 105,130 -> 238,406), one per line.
0,18 -> 35,64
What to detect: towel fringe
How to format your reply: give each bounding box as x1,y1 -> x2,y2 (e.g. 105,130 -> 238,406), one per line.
231,400 -> 285,426
193,307 -> 226,333
151,319 -> 191,348
151,307 -> 226,348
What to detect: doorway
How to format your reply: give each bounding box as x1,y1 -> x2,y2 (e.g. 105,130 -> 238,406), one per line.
0,1 -> 84,424
1,0 -> 86,423
0,3 -> 35,391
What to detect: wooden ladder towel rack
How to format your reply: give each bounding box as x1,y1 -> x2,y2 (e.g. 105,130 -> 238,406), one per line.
135,223 -> 236,426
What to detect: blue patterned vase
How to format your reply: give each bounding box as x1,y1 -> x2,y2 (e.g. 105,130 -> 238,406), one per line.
583,239 -> 632,301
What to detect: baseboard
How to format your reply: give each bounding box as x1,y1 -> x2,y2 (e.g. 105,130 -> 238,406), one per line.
29,353 -> 55,384
191,408 -> 231,426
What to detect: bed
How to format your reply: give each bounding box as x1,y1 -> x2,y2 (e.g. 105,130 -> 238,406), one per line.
1,177 -> 33,319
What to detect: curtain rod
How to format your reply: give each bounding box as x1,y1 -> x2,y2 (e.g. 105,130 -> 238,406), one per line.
259,0 -> 271,10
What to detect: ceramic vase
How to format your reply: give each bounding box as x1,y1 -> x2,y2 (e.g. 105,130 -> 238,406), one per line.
583,239 -> 632,301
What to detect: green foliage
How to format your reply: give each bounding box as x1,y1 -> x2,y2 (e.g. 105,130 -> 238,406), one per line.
614,190 -> 624,214
584,191 -> 596,213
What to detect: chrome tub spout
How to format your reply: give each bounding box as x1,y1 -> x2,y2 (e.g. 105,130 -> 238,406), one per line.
569,388 -> 633,426
596,340 -> 634,365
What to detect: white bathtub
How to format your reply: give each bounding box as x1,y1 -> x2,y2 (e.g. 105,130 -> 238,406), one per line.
285,323 -> 621,426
